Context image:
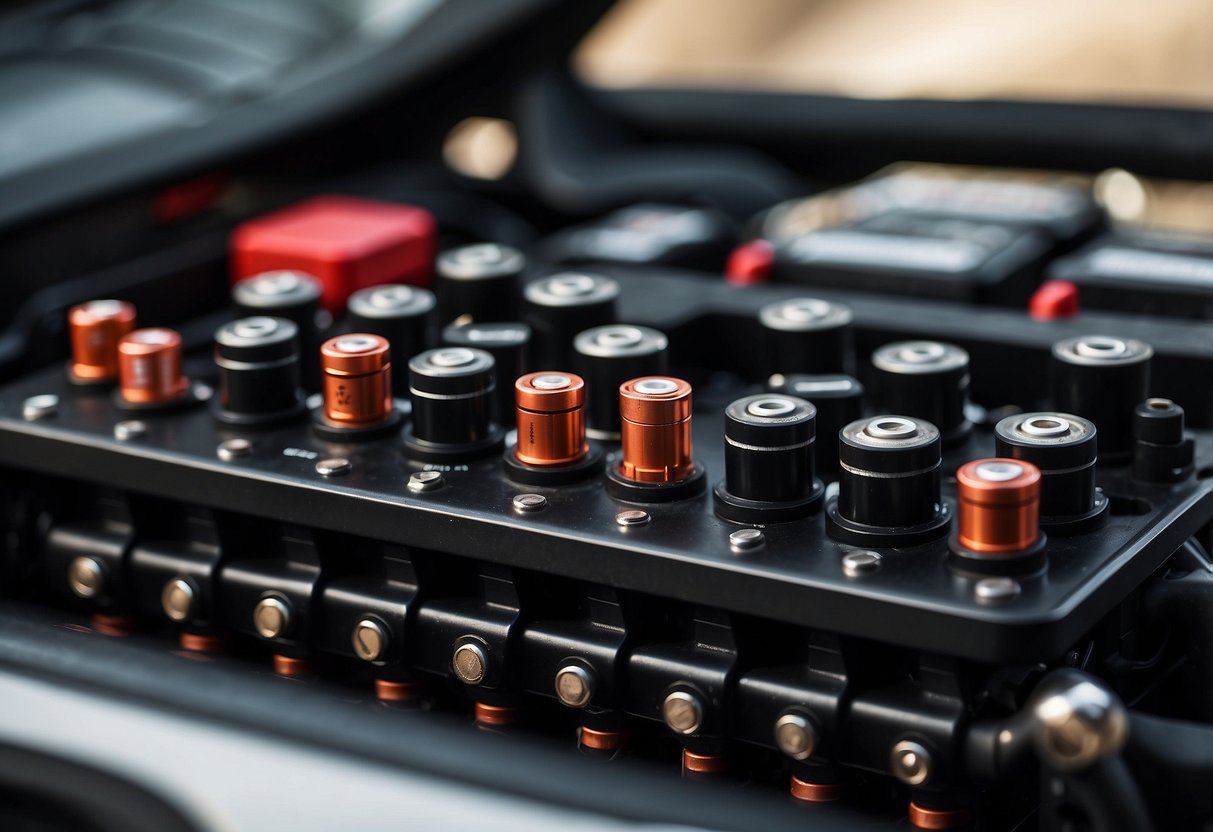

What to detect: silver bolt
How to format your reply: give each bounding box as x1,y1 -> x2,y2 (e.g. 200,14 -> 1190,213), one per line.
408,470 -> 444,492
114,420 -> 148,441
253,596 -> 292,639
890,739 -> 934,786
729,528 -> 765,552
662,690 -> 704,735
351,618 -> 390,662
315,458 -> 352,477
1032,674 -> 1128,772
975,576 -> 1021,604
67,556 -> 106,600
554,665 -> 596,708
842,550 -> 882,577
217,438 -> 252,461
161,577 -> 197,623
513,493 -> 548,513
22,394 -> 59,421
774,713 -> 818,761
452,641 -> 488,685
615,509 -> 650,527
193,382 -> 213,401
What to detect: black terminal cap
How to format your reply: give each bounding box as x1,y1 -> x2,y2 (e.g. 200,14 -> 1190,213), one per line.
724,394 -> 816,448
838,415 -> 940,475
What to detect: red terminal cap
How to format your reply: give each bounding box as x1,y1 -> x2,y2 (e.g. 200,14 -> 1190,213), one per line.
956,458 -> 1042,554
725,240 -> 775,286
117,328 -> 189,404
230,195 -> 437,314
1029,280 -> 1080,321
68,300 -> 137,382
514,371 -> 588,467
320,333 -> 393,427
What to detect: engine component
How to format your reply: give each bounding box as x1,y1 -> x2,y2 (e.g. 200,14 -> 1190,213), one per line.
67,300 -> 137,385
524,273 -> 619,368
213,317 -> 304,426
1132,398 -> 1195,483
826,415 -> 950,546
871,340 -> 972,447
312,333 -> 400,441
116,328 -> 190,407
573,324 -> 669,441
757,297 -> 853,378
434,243 -> 526,325
993,412 -> 1108,534
713,393 -> 823,523
605,376 -> 705,502
403,346 -> 503,461
950,458 -> 1045,574
1051,334 -> 1152,462
505,371 -> 603,485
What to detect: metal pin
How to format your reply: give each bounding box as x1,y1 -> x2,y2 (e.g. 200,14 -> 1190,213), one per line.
253,596 -> 292,639
22,394 -> 59,421
161,577 -> 198,623
67,556 -> 106,600
891,739 -> 933,785
975,576 -> 1022,604
662,690 -> 704,735
315,458 -> 352,477
615,509 -> 650,527
842,550 -> 882,577
351,618 -> 390,662
113,420 -> 148,441
217,438 -> 252,461
729,528 -> 765,552
513,493 -> 548,513
554,665 -> 595,708
408,470 -> 444,492
452,641 -> 488,685
774,713 -> 818,761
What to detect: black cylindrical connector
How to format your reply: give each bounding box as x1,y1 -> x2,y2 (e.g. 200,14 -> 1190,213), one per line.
525,273 -> 619,368
836,415 -> 943,529
574,324 -> 669,440
435,243 -> 526,325
442,321 -> 532,424
1051,335 -> 1152,463
994,411 -> 1107,533
213,317 -> 304,425
347,285 -> 435,395
758,297 -> 854,378
870,341 -> 971,446
403,347 -> 504,461
232,271 -> 325,390
713,394 -> 823,524
766,373 -> 864,474
1132,399 -> 1194,484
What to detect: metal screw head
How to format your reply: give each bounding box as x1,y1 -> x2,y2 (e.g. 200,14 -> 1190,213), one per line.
113,420 -> 148,441
1032,675 -> 1128,772
67,556 -> 106,600
217,438 -> 252,461
315,458 -> 351,477
513,493 -> 548,513
408,470 -> 444,492
253,596 -> 292,640
729,528 -> 765,552
22,394 -> 59,421
662,690 -> 704,735
351,618 -> 390,662
554,665 -> 596,708
774,713 -> 818,761
975,576 -> 1021,604
452,641 -> 488,685
161,577 -> 198,623
615,509 -> 650,527
841,550 -> 882,577
890,740 -> 934,786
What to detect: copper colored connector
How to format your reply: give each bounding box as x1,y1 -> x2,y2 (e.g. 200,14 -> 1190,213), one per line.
578,726 -> 629,752
68,300 -> 136,382
179,632 -> 224,653
956,458 -> 1042,554
681,749 -> 728,775
514,372 -> 588,466
618,376 -> 694,483
789,775 -> 844,803
473,702 -> 516,726
117,328 -> 189,403
273,654 -> 312,678
908,802 -> 971,830
374,678 -> 422,703
91,613 -> 136,637
320,333 -> 392,426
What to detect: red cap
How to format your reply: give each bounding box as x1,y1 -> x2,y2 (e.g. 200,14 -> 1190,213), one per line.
230,195 -> 437,314
1029,280 -> 1080,321
725,240 -> 775,286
